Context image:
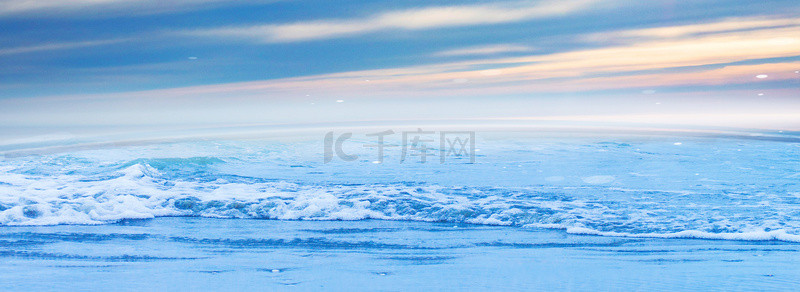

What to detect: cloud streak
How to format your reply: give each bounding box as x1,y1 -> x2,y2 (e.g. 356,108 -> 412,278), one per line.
0,39 -> 129,55
145,16 -> 800,99
432,44 -> 534,57
585,16 -> 800,41
0,0 -> 276,16
187,0 -> 598,43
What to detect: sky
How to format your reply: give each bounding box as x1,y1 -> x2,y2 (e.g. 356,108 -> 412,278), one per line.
0,0 -> 799,136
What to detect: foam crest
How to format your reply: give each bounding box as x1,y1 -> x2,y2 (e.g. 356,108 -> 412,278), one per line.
1,138 -> 798,243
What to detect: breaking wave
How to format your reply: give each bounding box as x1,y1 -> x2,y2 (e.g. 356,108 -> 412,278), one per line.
1,137 -> 799,242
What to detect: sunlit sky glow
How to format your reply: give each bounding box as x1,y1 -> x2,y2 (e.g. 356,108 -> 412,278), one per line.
1,0 -> 799,134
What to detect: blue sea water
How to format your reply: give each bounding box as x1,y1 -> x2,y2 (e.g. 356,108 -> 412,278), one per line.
0,129 -> 799,289
2,218 -> 800,290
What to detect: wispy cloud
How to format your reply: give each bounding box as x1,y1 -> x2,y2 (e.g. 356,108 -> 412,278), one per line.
5,15 -> 800,130
187,0 -> 598,43
584,16 -> 800,41
0,0 -> 128,14
432,44 -> 534,57
156,16 -> 800,98
0,0 -> 275,16
0,39 -> 129,55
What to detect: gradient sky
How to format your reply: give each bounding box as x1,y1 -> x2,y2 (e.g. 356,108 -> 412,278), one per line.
1,0 -> 799,133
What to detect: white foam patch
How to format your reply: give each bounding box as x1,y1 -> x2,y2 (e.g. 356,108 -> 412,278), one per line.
564,227 -> 800,243
582,175 -> 615,184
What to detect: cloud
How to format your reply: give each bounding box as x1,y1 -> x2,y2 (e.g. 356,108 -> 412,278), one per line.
584,16 -> 800,41
0,39 -> 129,55
5,15 -> 800,131
157,16 -> 800,98
432,44 -> 534,57
0,0 -> 276,16
187,0 -> 598,43
0,0 -> 127,14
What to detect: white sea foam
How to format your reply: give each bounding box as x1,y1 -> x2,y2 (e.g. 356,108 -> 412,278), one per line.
581,175 -> 615,184
564,227 -> 800,242
1,138 -> 798,242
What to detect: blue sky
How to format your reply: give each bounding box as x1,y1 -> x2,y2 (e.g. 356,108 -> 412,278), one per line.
1,0 -> 799,131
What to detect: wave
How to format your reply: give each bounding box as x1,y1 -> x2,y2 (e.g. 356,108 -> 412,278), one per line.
1,137 -> 799,243
1,162 -> 799,242
529,224 -> 800,242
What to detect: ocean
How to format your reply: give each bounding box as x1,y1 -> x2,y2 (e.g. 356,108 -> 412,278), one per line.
1,129 -> 799,290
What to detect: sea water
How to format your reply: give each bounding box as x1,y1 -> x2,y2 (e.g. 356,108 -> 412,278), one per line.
0,131 -> 799,290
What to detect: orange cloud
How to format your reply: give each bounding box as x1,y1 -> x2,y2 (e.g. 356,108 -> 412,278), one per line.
10,16 -> 800,101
